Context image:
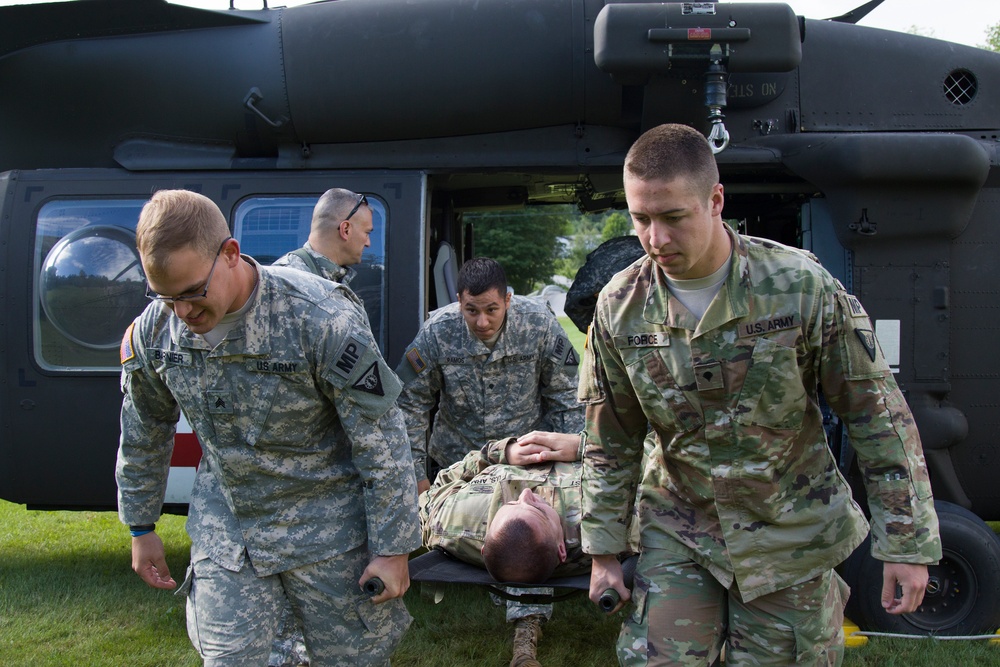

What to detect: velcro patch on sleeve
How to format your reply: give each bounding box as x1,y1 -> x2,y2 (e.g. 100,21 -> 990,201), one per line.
120,322 -> 136,365
405,347 -> 427,375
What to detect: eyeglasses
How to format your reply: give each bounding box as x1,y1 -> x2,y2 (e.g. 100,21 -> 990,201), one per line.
145,237 -> 232,303
345,193 -> 367,221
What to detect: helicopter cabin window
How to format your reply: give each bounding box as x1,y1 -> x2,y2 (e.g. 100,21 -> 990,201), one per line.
34,200 -> 149,371
232,195 -> 387,349
33,195 -> 388,372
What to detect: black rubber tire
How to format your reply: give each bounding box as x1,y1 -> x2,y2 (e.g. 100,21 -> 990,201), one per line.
841,499 -> 1000,635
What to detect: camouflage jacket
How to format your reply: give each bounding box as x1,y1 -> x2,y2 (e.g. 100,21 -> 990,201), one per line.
272,243 -> 370,329
420,437 -> 591,576
579,228 -> 941,601
272,242 -> 356,286
116,259 -> 420,576
396,296 -> 585,484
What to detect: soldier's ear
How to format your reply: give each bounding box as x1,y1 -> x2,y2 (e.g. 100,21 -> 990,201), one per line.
338,220 -> 351,241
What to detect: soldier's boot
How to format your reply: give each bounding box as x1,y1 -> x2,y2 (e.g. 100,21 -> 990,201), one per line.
509,614 -> 544,667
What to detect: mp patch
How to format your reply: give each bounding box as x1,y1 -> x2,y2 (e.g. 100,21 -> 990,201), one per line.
352,362 -> 385,396
844,294 -> 868,319
332,333 -> 369,380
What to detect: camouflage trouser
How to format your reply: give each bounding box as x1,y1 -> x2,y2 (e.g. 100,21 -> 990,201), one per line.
180,544 -> 411,667
268,598 -> 310,666
490,587 -> 555,622
617,547 -> 848,667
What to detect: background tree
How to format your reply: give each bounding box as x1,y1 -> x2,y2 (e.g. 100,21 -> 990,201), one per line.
600,211 -> 632,243
469,208 -> 569,294
981,22 -> 1000,52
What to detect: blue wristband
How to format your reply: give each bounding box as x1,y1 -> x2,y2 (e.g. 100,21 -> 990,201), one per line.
129,523 -> 155,537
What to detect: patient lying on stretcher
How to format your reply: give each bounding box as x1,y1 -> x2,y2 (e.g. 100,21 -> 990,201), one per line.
419,430 -> 594,584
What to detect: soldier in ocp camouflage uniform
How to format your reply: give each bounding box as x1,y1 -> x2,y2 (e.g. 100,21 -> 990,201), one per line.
116,190 -> 419,667
581,125 -> 941,666
420,431 -> 592,579
420,431 -> 635,667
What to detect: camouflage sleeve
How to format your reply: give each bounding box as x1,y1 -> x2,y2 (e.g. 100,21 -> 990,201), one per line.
320,318 -> 421,556
537,314 -> 585,433
579,309 -> 647,556
394,326 -> 442,485
419,448 -> 490,547
115,319 -> 180,526
819,288 -> 941,564
486,437 -> 516,464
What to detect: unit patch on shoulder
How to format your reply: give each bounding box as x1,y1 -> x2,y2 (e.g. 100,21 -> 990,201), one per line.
565,347 -> 579,366
352,362 -> 385,396
405,347 -> 426,375
854,329 -> 878,362
120,322 -> 136,364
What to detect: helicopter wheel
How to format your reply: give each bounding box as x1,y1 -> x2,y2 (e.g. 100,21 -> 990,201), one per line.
841,500 -> 1000,635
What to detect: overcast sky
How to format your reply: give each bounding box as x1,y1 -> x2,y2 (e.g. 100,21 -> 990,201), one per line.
2,1 -> 997,48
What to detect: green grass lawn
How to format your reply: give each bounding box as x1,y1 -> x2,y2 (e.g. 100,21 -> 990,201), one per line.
2,500 -> 997,666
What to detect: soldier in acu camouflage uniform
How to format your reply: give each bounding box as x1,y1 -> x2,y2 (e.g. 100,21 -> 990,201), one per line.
396,257 -> 585,667
270,188 -> 376,667
272,188 -> 371,302
395,257 -> 584,493
580,125 -> 941,666
116,190 -> 419,667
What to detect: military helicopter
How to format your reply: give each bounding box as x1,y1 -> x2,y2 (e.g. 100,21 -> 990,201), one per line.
1,0 -> 998,636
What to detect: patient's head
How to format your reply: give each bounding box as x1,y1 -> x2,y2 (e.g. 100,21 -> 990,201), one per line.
482,488 -> 567,583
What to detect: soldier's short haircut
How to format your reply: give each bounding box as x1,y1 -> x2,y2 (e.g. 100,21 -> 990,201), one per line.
136,189 -> 230,275
624,123 -> 720,199
482,516 -> 560,584
311,188 -> 364,235
457,257 -> 507,298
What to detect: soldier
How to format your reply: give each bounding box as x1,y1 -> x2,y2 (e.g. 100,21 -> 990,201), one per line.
396,257 -> 584,667
421,430 -> 592,580
272,187 -> 372,298
396,256 -> 584,494
421,430 -> 623,667
116,190 -> 419,666
580,124 -> 941,666
270,187 -> 374,667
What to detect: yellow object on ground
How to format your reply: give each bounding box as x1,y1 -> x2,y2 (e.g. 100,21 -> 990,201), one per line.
843,619 -> 868,648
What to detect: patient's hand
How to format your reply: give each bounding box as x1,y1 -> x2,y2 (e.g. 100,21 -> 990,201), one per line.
506,431 -> 580,464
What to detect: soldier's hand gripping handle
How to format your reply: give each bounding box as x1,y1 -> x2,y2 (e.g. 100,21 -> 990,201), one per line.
363,577 -> 386,596
597,554 -> 638,613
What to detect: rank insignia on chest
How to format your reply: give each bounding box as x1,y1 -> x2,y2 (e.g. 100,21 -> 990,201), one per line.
694,361 -> 724,391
